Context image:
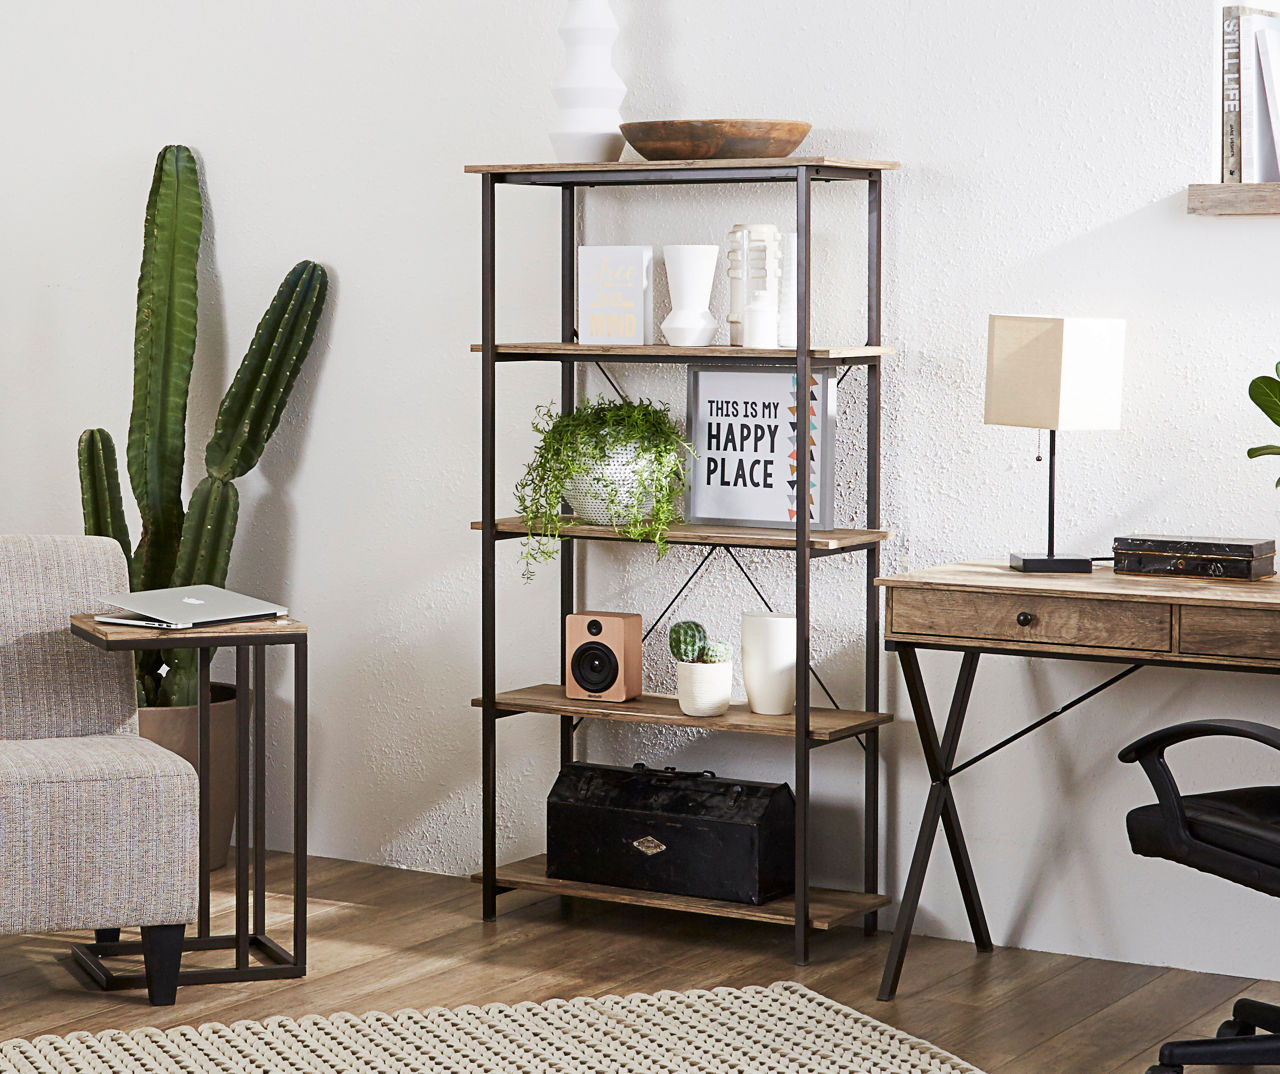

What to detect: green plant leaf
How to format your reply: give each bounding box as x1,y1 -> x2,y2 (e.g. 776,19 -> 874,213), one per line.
127,145 -> 203,591
1250,376 -> 1280,428
1248,445 -> 1280,458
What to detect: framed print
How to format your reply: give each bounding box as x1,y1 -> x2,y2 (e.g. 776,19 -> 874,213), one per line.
685,365 -> 836,530
577,245 -> 654,345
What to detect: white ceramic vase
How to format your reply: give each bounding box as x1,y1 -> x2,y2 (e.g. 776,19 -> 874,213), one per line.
550,0 -> 626,163
676,661 -> 732,717
740,612 -> 796,715
726,223 -> 781,347
563,443 -> 653,524
778,232 -> 798,349
661,245 -> 719,347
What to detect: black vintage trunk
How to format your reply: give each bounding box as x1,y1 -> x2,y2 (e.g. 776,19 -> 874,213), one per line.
546,762 -> 795,905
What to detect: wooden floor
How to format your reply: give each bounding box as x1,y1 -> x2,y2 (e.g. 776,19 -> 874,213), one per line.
1,854 -> 1273,1073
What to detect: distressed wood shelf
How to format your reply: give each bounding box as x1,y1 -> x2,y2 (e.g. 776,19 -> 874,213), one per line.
470,854 -> 890,930
475,684 -> 891,744
1187,183 -> 1280,215
473,516 -> 891,553
468,343 -> 891,366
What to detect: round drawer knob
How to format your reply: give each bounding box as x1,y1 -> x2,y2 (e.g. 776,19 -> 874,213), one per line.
1016,611 -> 1034,627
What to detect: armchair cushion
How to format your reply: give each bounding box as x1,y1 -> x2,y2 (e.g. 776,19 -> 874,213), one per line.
0,735 -> 199,935
0,534 -> 137,739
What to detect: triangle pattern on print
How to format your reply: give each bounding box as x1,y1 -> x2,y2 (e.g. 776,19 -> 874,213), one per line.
788,405 -> 798,417
787,479 -> 797,490
788,509 -> 797,520
789,422 -> 797,432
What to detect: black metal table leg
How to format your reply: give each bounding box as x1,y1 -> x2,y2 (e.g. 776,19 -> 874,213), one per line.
235,645 -> 251,969
253,643 -> 267,937
197,647 -> 212,938
878,646 -> 989,1000
293,636 -> 308,969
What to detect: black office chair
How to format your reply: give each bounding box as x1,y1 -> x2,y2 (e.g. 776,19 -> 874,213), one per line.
1120,719 -> 1280,1073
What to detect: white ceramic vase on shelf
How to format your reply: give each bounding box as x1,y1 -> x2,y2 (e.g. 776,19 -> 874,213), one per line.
661,245 -> 719,346
676,661 -> 732,717
726,223 -> 781,347
740,612 -> 796,715
778,232 -> 798,349
550,0 -> 626,163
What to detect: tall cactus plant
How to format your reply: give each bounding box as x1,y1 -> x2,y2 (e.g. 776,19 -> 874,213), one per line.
78,146 -> 329,706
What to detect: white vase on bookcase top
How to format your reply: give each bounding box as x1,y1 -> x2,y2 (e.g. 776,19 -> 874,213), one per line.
661,245 -> 719,347
550,0 -> 626,163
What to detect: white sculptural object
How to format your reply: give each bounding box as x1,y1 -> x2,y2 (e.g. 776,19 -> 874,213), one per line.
550,0 -> 626,163
661,245 -> 719,347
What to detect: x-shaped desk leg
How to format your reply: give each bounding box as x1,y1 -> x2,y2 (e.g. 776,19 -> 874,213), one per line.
878,646 -> 993,1001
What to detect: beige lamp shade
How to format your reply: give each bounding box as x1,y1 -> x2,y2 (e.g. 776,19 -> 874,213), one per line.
983,315 -> 1126,430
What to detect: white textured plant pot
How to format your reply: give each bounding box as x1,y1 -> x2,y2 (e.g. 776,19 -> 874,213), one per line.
564,443 -> 653,524
676,661 -> 732,717
661,245 -> 719,346
741,612 -> 797,714
550,0 -> 626,163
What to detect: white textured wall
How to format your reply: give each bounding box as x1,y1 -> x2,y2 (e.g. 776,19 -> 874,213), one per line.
3,0 -> 1279,979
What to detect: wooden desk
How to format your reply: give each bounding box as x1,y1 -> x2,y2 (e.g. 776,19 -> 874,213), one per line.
875,562 -> 1280,1001
68,614 -> 309,990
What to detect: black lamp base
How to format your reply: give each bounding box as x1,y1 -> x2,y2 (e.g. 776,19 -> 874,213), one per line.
1010,552 -> 1093,574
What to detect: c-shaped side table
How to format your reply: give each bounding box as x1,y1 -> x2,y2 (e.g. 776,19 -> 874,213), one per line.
68,613 -> 308,988
876,561 -> 1280,1001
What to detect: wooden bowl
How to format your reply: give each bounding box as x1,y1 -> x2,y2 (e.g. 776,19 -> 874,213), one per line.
619,119 -> 812,161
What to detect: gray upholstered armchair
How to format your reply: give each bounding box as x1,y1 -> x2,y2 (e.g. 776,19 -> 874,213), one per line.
0,534 -> 198,1004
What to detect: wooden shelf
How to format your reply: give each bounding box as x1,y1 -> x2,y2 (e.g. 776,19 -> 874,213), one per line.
1187,183 -> 1280,215
465,157 -> 900,175
471,854 -> 889,930
474,516 -> 891,553
470,343 -> 890,365
475,684 -> 891,743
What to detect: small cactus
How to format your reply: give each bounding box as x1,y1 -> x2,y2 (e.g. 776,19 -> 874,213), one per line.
669,620 -> 708,663
703,641 -> 732,664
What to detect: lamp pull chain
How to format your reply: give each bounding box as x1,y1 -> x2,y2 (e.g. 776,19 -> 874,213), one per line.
1035,429 -> 1043,463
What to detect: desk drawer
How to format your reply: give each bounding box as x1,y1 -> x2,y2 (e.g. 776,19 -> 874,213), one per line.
890,588 -> 1172,651
1181,606 -> 1280,661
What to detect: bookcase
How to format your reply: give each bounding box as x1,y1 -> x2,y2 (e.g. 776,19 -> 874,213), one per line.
465,156 -> 898,963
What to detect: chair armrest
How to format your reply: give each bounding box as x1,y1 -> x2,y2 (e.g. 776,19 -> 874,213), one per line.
1118,719 -> 1280,764
1118,720 -> 1280,849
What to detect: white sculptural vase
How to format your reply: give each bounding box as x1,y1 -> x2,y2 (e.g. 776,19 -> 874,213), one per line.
550,0 -> 626,163
740,612 -> 797,715
661,245 -> 719,347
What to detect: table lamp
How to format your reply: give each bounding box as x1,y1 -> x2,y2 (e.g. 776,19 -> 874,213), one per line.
984,314 -> 1125,573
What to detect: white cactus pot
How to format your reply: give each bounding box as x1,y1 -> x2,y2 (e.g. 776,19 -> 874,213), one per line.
563,444 -> 653,525
676,661 -> 732,717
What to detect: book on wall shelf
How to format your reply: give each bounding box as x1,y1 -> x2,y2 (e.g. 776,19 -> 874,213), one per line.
1222,5 -> 1280,182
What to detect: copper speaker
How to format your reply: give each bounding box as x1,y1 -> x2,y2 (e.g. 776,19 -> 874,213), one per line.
564,611 -> 642,702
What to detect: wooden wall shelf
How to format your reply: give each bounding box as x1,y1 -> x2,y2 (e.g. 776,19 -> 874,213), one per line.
469,343 -> 891,366
472,516 -> 891,554
470,854 -> 890,930
1187,183 -> 1280,215
475,684 -> 891,744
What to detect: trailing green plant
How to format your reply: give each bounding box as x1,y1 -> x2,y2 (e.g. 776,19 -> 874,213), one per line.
78,145 -> 329,707
1248,366 -> 1280,485
668,621 -> 730,664
514,396 -> 691,579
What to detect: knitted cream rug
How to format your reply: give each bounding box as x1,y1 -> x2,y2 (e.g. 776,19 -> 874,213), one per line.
0,981 -> 985,1073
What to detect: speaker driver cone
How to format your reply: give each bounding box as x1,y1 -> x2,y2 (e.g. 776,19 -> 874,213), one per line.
571,641 -> 619,693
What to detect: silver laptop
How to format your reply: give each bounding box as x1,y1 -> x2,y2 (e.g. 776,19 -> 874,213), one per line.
96,585 -> 288,630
